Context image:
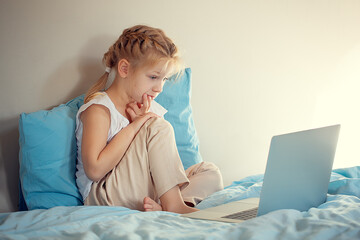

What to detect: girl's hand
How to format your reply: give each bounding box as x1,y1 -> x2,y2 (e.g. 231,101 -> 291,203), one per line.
126,94 -> 159,132
126,94 -> 152,122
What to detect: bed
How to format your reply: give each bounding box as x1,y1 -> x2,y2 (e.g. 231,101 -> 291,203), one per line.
1,68 -> 359,239
1,167 -> 359,239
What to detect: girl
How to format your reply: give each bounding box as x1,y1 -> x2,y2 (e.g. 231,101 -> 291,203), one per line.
75,25 -> 223,214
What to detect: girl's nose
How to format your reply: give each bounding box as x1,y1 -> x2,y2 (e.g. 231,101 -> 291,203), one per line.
153,80 -> 164,93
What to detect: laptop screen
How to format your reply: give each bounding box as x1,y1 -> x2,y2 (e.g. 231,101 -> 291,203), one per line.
257,125 -> 340,216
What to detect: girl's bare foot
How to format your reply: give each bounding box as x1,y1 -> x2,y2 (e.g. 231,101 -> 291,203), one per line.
143,197 -> 163,212
159,186 -> 200,214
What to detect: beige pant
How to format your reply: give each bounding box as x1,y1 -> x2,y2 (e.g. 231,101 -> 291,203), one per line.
84,118 -> 223,211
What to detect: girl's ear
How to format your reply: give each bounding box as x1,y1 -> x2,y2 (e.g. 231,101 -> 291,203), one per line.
117,59 -> 130,78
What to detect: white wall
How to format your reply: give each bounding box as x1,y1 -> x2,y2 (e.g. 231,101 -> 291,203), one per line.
1,0 -> 359,212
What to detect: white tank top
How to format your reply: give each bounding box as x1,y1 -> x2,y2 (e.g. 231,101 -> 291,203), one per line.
75,92 -> 167,201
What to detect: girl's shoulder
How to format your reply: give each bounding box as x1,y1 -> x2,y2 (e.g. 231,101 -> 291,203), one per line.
75,92 -> 112,133
77,92 -> 111,118
79,92 -> 110,110
83,92 -> 108,105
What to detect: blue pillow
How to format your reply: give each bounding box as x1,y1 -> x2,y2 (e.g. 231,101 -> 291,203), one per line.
19,96 -> 84,210
156,68 -> 203,170
18,67 -> 202,210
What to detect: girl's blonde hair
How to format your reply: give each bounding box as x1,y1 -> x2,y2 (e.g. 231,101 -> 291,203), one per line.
84,25 -> 183,103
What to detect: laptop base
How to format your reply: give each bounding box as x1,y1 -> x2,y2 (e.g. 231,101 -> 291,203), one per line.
181,198 -> 260,223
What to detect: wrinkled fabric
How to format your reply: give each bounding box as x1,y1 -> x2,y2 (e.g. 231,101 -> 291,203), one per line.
1,166 -> 359,240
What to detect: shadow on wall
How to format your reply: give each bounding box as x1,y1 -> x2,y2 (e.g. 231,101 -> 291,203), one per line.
0,34 -> 115,212
42,34 -> 116,109
0,118 -> 20,212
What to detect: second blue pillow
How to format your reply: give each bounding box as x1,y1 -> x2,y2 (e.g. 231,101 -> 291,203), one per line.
156,68 -> 203,170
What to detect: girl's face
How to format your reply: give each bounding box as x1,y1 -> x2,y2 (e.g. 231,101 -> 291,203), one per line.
127,60 -> 170,104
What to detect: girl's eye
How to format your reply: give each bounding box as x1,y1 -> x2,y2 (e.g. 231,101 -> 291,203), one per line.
150,75 -> 158,80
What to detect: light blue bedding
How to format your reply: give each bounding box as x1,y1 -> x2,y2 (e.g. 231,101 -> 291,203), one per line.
1,166 -> 359,240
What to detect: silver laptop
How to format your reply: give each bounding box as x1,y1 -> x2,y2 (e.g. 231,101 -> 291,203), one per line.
181,125 -> 340,223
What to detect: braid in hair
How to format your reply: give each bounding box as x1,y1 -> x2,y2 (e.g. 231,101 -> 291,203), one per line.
84,25 -> 182,103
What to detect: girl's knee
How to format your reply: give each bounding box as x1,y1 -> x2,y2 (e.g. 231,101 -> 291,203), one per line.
196,162 -> 221,174
200,162 -> 224,189
145,117 -> 174,136
149,117 -> 172,128
202,162 -> 220,171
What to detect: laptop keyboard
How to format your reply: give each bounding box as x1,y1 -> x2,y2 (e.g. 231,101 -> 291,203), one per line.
222,207 -> 259,220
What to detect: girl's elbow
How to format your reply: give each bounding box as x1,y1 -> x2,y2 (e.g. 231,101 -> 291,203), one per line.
87,172 -> 102,182
84,166 -> 103,182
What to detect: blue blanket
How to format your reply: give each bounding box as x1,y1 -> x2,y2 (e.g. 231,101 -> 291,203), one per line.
1,166 -> 359,240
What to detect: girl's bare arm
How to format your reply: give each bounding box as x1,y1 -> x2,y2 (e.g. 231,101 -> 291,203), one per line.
80,104 -> 155,182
